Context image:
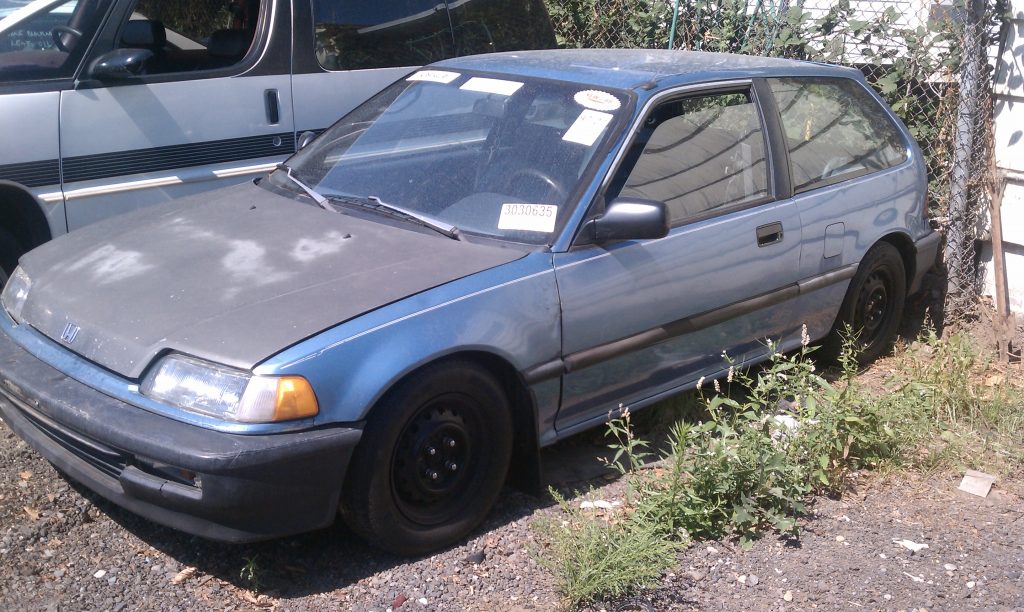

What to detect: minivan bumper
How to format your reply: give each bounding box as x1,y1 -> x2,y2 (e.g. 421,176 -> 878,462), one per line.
910,230 -> 941,295
0,325 -> 361,543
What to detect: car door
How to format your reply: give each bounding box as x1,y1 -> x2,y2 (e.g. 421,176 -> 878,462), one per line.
553,82 -> 805,433
59,0 -> 294,230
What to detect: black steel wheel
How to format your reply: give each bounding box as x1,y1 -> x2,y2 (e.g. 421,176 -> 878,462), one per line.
822,241 -> 906,364
341,360 -> 513,555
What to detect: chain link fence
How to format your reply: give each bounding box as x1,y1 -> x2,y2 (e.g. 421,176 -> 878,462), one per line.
543,0 -> 1001,321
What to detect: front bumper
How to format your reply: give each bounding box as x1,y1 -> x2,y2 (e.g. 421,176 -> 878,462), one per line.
0,323 -> 361,543
910,230 -> 942,295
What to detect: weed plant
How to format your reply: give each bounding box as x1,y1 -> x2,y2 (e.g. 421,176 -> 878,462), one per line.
537,325 -> 1023,608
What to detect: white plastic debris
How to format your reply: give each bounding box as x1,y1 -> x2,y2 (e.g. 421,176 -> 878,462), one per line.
892,539 -> 929,553
579,500 -> 617,510
944,563 -> 958,571
93,570 -> 107,579
902,572 -> 925,583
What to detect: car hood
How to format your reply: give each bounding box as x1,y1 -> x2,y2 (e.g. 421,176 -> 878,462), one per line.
17,182 -> 525,379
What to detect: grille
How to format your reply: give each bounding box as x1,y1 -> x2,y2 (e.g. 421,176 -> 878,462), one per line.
12,398 -> 128,480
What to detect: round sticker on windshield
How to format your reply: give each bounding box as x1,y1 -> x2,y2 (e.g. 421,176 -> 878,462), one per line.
574,90 -> 621,111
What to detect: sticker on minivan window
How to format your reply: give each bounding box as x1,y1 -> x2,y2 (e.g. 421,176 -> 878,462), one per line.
562,110 -> 614,146
407,70 -> 461,84
461,77 -> 524,96
574,90 -> 621,111
498,203 -> 558,233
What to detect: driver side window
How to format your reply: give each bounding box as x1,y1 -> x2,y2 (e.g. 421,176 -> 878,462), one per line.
612,90 -> 769,227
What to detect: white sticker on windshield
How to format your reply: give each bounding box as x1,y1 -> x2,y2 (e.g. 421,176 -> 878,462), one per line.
460,77 -> 524,96
574,90 -> 621,111
407,70 -> 461,84
562,110 -> 614,146
498,203 -> 558,233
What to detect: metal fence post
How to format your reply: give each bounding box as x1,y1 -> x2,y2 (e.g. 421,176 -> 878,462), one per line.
945,0 -> 986,318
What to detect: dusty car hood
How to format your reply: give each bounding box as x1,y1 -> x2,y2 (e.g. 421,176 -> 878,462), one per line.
17,182 -> 525,379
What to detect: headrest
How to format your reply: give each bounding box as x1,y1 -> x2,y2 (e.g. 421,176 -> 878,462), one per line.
121,20 -> 166,49
207,29 -> 250,59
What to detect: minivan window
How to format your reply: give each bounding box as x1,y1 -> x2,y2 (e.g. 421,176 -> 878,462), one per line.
312,0 -> 454,71
613,91 -> 769,226
0,0 -> 110,82
768,77 -> 908,192
449,0 -> 557,55
117,0 -> 261,74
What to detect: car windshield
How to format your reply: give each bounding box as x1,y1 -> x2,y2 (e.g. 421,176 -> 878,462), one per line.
0,0 -> 110,82
278,70 -> 630,245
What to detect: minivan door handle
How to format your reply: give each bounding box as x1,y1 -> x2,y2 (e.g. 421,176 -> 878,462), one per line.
264,89 -> 280,125
756,222 -> 783,247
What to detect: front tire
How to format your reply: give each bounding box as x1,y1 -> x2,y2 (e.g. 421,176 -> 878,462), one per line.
822,242 -> 906,364
340,360 -> 513,555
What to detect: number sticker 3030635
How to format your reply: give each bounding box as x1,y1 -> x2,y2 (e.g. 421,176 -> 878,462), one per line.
498,203 -> 558,233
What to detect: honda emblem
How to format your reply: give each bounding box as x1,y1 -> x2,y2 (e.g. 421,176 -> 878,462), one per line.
60,322 -> 80,344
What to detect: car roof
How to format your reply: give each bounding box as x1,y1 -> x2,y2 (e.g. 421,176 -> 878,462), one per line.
434,49 -> 861,91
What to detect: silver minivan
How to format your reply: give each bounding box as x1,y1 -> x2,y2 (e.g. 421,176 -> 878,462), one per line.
0,0 -> 555,285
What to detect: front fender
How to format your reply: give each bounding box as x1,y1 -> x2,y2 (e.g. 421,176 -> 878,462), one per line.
257,252 -> 561,424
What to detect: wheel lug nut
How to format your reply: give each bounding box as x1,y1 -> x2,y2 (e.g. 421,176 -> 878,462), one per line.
446,461 -> 458,472
427,446 -> 437,456
445,437 -> 456,448
427,470 -> 439,480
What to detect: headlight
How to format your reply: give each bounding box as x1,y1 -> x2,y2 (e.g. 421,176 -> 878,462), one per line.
1,266 -> 31,323
141,354 -> 318,423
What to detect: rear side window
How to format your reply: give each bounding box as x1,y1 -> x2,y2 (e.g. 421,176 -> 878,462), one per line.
613,90 -> 769,226
312,0 -> 455,71
118,0 -> 263,74
768,78 -> 908,192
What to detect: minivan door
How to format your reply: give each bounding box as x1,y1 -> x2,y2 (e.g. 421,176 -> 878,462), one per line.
59,0 -> 294,230
0,0 -> 114,241
553,84 -> 806,433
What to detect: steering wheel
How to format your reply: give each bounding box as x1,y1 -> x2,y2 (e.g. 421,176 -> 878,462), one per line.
506,168 -> 567,202
51,25 -> 83,52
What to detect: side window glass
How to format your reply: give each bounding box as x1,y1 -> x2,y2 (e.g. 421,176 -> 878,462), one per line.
312,0 -> 454,71
768,78 -> 908,192
118,0 -> 261,74
449,0 -> 556,55
614,91 -> 769,226
0,0 -> 109,82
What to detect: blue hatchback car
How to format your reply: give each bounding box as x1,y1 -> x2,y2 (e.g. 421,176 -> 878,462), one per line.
0,49 -> 938,554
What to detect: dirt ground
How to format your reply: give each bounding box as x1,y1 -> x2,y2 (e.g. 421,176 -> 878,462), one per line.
1,403 -> 1021,611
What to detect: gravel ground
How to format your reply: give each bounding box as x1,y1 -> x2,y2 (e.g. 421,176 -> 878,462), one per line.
1,401 -> 1022,611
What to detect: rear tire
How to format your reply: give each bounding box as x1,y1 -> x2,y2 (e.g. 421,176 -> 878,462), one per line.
340,360 -> 513,556
821,242 -> 906,365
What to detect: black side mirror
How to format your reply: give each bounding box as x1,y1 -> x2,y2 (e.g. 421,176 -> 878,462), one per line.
88,48 -> 153,80
586,197 -> 670,242
297,131 -> 317,150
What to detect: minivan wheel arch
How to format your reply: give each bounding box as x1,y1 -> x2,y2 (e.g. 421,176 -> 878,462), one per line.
0,183 -> 54,259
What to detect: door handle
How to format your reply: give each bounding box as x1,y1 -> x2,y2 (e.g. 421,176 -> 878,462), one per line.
756,222 -> 783,247
264,89 -> 280,125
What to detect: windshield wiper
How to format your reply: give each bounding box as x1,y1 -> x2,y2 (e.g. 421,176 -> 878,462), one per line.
276,163 -> 335,212
327,193 -> 460,241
